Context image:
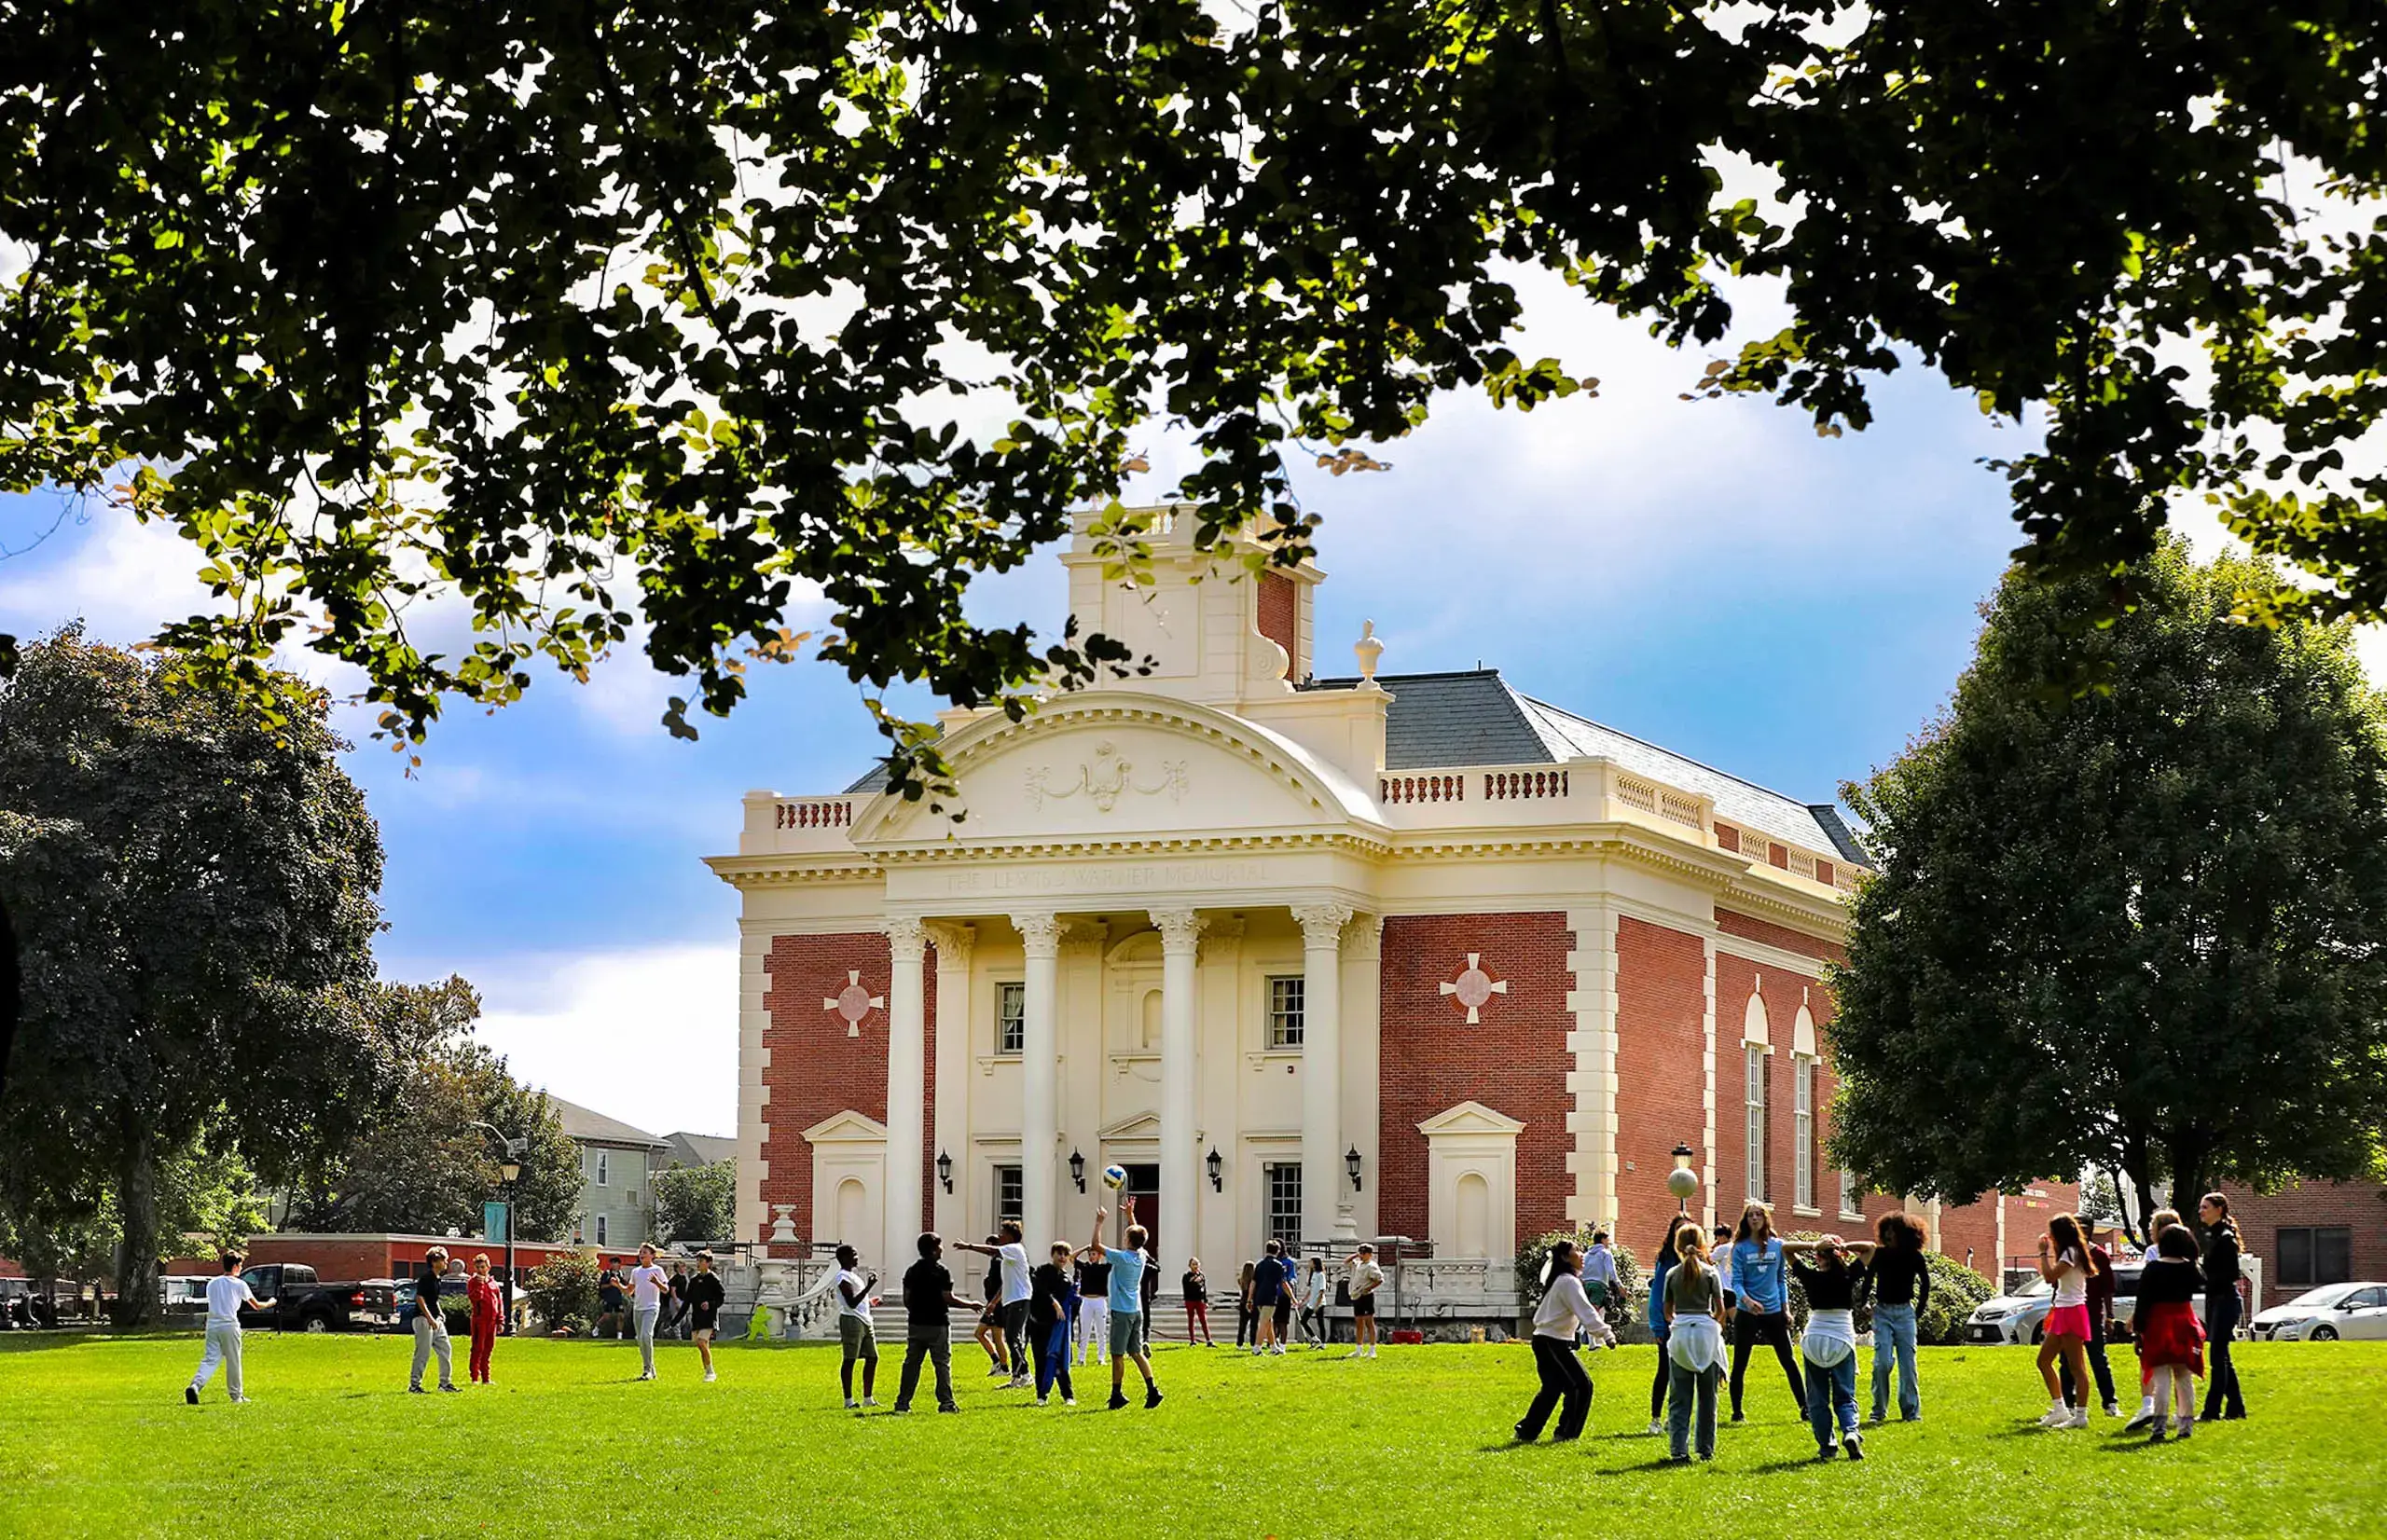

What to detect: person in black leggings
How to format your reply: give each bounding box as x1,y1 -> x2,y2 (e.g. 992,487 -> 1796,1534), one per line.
1727,1202 -> 1807,1421
1647,1214 -> 1694,1430
2198,1191 -> 2247,1420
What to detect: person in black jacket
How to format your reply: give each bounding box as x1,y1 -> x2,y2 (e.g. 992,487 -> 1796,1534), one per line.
683,1251 -> 726,1383
2199,1192 -> 2248,1420
408,1246 -> 459,1393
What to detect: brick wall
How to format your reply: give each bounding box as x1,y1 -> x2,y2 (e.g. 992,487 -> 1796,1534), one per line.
1257,570 -> 1297,662
1378,913 -> 1573,1250
917,953 -> 939,1235
2219,1177 -> 2387,1292
1937,1199 -> 2002,1277
762,932 -> 897,1244
1716,908 -> 1845,965
1613,915 -> 1709,1257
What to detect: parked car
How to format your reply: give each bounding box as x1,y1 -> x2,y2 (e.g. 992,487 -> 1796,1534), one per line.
1965,1278 -> 2055,1343
390,1276 -> 473,1335
235,1262 -> 402,1333
2252,1283 -> 2387,1341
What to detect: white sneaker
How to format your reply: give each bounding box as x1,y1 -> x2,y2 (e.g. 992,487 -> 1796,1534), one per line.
845,1397 -> 859,1409
703,1371 -> 717,1382
1271,1345 -> 1286,1356
1036,1396 -> 1049,1407
862,1396 -> 876,1407
2064,1409 -> 2090,1428
1647,1419 -> 1663,1436
2038,1406 -> 2072,1428
1063,1397 -> 1076,1407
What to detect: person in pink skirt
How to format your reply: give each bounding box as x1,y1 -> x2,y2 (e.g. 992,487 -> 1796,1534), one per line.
2134,1223 -> 2208,1441
2032,1213 -> 2103,1429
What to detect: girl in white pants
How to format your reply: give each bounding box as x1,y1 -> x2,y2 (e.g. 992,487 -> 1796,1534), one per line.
1073,1246 -> 1111,1366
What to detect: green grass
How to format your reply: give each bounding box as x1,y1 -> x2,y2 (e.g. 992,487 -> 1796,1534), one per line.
2,1330 -> 2379,1537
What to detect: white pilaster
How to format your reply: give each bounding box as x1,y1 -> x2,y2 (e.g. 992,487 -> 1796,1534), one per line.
926,923 -> 975,1243
883,916 -> 928,1260
1150,908 -> 1207,1270
1701,935 -> 1718,1231
736,923 -> 775,1250
1566,903 -> 1621,1231
1292,901 -> 1352,1243
1013,912 -> 1062,1252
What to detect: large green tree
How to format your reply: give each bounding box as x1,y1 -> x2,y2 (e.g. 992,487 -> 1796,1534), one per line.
0,631 -> 392,1322
1827,539 -> 2387,1222
283,976 -> 582,1242
652,1158 -> 737,1246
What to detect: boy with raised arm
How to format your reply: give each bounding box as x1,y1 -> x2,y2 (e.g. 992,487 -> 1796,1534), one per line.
186,1252 -> 263,1405
1089,1197 -> 1163,1410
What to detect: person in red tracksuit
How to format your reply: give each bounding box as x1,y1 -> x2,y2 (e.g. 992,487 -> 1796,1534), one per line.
467,1253 -> 502,1384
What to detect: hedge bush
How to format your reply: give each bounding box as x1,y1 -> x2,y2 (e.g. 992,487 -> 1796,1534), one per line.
525,1251 -> 600,1335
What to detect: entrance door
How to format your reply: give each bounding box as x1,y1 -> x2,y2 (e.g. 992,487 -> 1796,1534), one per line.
1122,1163 -> 1161,1265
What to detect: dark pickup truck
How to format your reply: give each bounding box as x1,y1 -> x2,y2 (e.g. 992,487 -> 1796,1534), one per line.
236,1262 -> 402,1333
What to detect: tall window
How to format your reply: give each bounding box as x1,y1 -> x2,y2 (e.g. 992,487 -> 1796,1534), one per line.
1793,1055 -> 1815,1211
995,1164 -> 1023,1225
1264,1162 -> 1304,1245
595,1150 -> 610,1187
1839,1170 -> 1864,1220
2276,1226 -> 2353,1287
1267,975 -> 1305,1049
1744,1047 -> 1767,1202
594,1215 -> 608,1246
996,981 -> 1025,1055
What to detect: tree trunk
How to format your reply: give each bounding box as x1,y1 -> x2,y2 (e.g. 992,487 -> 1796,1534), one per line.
2164,1136 -> 2214,1227
112,1117 -> 159,1328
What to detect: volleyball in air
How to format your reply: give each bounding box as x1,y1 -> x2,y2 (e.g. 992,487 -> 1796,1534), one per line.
1101,1163 -> 1128,1191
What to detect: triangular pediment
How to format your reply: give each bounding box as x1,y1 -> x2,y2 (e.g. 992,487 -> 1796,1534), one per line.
1098,1111 -> 1164,1142
802,1108 -> 890,1145
1416,1100 -> 1526,1138
850,692 -> 1381,846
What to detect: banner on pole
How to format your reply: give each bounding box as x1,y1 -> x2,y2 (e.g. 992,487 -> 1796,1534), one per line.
484,1201 -> 511,1244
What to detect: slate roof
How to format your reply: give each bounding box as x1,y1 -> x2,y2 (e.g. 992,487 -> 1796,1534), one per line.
660,1131 -> 736,1169
546,1095 -> 665,1149
1307,669 -> 1865,863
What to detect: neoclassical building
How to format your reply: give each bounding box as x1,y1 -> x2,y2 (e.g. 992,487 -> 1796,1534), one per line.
708,508 -> 2041,1308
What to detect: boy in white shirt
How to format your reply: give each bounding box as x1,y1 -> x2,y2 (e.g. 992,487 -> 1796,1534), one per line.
186,1252 -> 263,1405
956,1221 -> 1034,1386
627,1244 -> 673,1381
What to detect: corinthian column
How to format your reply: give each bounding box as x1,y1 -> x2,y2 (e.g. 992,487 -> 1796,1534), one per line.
1292,901 -> 1352,1246
1150,907 -> 1207,1271
1012,912 -> 1063,1252
883,916 -> 928,1259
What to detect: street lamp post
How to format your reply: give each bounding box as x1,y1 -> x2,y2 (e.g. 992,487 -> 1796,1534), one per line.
473,1121 -> 528,1332
1668,1141 -> 1699,1217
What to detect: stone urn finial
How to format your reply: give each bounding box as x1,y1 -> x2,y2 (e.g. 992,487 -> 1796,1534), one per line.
1355,619 -> 1384,682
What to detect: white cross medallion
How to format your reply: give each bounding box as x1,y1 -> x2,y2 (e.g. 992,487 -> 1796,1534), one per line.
824,970 -> 886,1038
1438,954 -> 1508,1024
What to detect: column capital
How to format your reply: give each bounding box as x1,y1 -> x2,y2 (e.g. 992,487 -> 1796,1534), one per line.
1011,912 -> 1063,957
1341,912 -> 1385,961
924,921 -> 976,968
1060,918 -> 1110,956
884,915 -> 929,962
1148,908 -> 1208,953
1291,902 -> 1354,947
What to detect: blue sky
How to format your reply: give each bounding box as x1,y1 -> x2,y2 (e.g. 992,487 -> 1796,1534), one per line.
0,274 -> 2093,1137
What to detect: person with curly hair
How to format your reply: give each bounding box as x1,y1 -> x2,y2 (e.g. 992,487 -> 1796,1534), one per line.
1861,1213 -> 1931,1423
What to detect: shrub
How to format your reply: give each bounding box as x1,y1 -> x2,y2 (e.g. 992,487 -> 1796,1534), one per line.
525,1251 -> 600,1335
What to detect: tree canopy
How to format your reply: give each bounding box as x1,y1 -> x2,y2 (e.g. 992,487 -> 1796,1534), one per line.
0,630 -> 390,1321
2,1 -> 2384,792
1826,538 -> 2387,1221
652,1157 -> 737,1245
282,976 -> 583,1243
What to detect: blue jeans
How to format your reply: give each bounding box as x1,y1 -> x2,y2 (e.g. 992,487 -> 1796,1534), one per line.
1804,1354 -> 1858,1450
1870,1303 -> 1920,1421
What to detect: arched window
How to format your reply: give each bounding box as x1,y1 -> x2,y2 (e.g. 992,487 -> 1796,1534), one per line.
1743,992 -> 1770,1203
836,1177 -> 867,1244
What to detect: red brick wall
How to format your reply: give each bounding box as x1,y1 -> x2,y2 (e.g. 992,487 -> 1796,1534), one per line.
1937,1200 -> 2002,1278
762,932 -> 896,1246
1716,908 -> 1845,965
1713,952 -> 1828,1222
917,950 -> 940,1236
1716,825 -> 1740,855
2219,1178 -> 2387,1294
1257,570 -> 1297,662
1614,916 -> 1708,1256
1379,913 -> 1573,1250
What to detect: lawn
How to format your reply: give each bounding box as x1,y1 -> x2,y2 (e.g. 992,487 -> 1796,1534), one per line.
1,1330 -> 2378,1537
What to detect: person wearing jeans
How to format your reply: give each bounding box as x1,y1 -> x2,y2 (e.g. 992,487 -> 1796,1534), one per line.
1863,1212 -> 1932,1423
1663,1227 -> 1729,1463
409,1247 -> 459,1393
1787,1235 -> 1874,1460
2199,1192 -> 2248,1421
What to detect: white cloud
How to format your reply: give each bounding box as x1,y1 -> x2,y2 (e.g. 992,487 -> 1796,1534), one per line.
0,499 -> 217,643
462,944 -> 739,1138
